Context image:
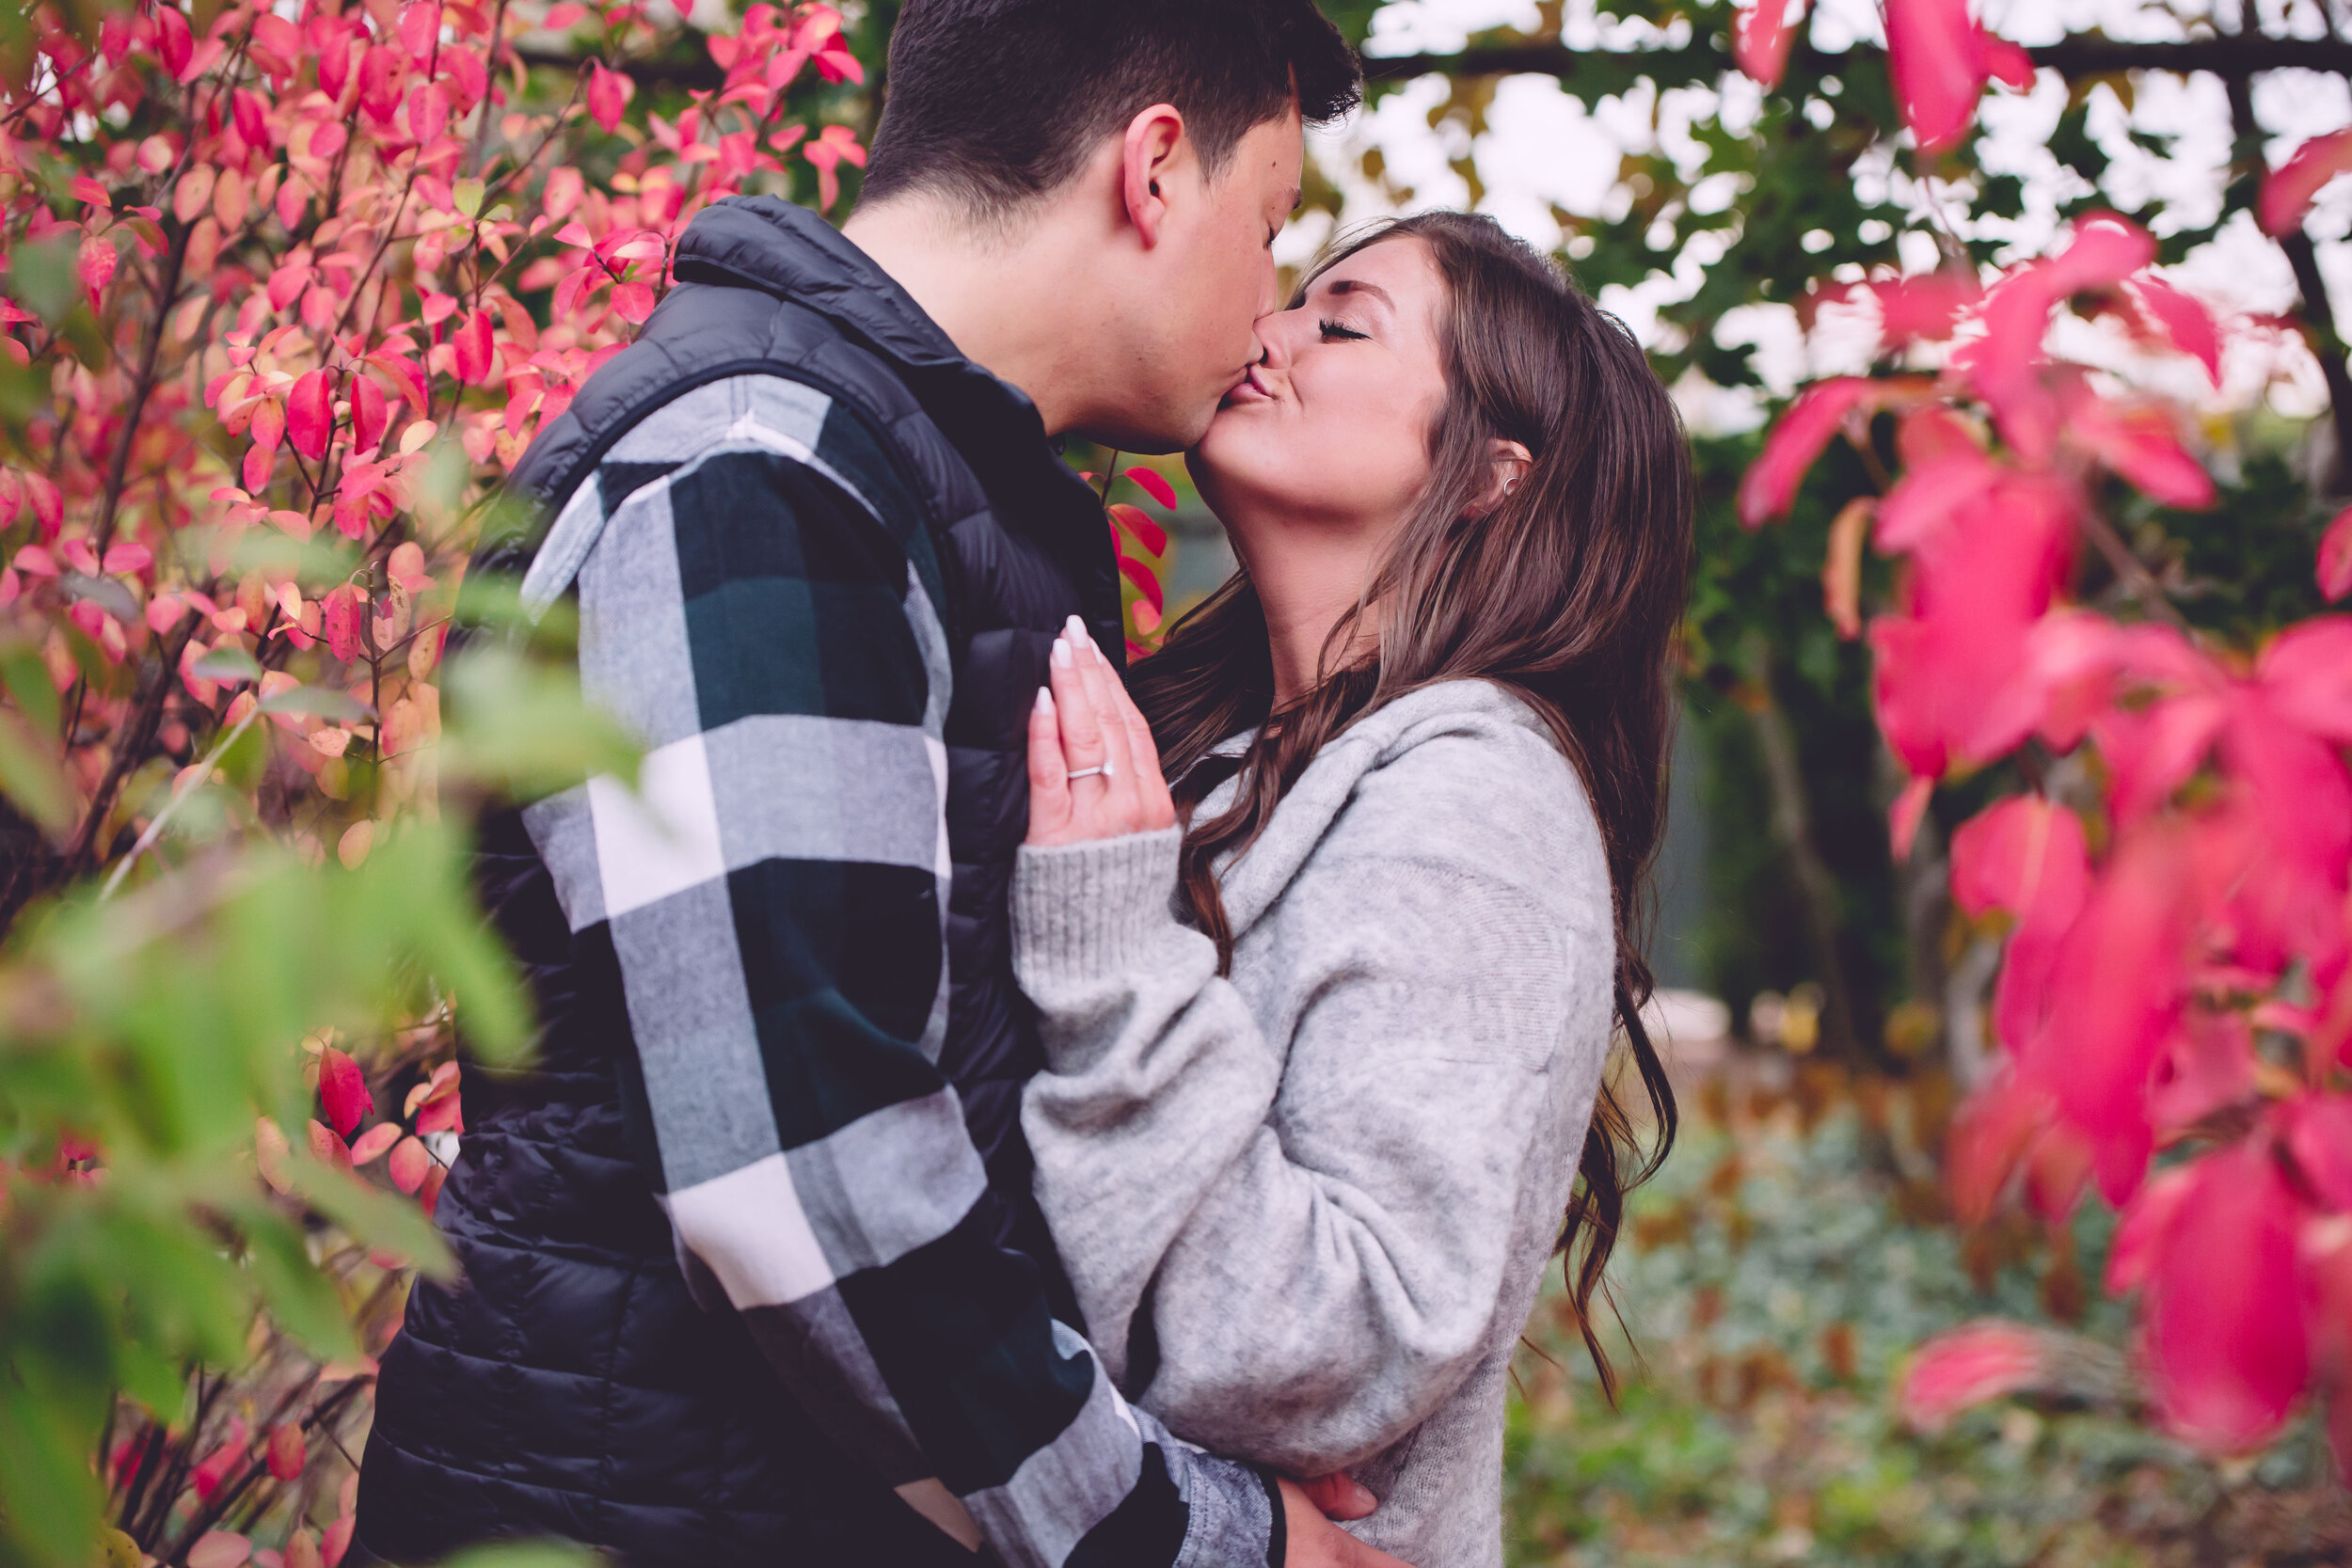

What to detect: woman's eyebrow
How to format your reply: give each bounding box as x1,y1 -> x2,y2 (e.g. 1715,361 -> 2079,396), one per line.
1320,277 -> 1396,314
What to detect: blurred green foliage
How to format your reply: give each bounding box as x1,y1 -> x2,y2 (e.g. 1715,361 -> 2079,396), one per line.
1505,1069 -> 2350,1566
0,636 -> 630,1568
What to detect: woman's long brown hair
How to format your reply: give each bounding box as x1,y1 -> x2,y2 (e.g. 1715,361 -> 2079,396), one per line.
1131,212 -> 1693,1397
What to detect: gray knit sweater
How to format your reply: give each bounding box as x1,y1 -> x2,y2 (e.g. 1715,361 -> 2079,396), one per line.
1011,680 -> 1615,1568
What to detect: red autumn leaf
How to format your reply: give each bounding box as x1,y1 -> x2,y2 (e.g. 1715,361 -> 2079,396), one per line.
1943,1068 -> 2055,1226
351,374 -> 389,456
1740,377 -> 1875,527
419,1161 -> 448,1217
24,472 -> 57,537
1883,0 -> 2033,157
266,1423 -> 306,1481
2320,506 -> 2352,602
2035,821 -> 2198,1203
366,348 -> 430,412
1121,466 -> 1179,511
1818,495 -> 1874,641
1108,502 -> 1168,557
1951,796 -> 2090,1053
585,59 -> 634,134
255,1116 -> 293,1195
248,397 -> 286,457
348,1120 -> 403,1164
1958,214 -> 2157,461
388,1133 -> 432,1194
612,280 -> 657,324
307,1117 -> 354,1171
1872,271 -> 1981,349
317,1045 -> 373,1137
288,369 -> 335,462
2124,276 -> 2222,387
1895,1321 -> 2046,1433
804,124 -> 867,212
453,309 -> 493,384
155,3 -> 192,75
2261,126 -> 2352,237
77,234 -> 117,299
414,1081 -> 464,1135
2106,1162 -> 2195,1295
190,1420 -> 248,1500
2061,386 -> 2216,510
1118,554 -> 1163,612
322,583 -> 364,662
1731,0 -> 1802,89
231,87 -> 270,153
2142,1141 -> 2312,1452
2260,616 -> 2352,746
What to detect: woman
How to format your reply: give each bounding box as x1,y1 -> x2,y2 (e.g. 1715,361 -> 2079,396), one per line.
1014,213 -> 1692,1567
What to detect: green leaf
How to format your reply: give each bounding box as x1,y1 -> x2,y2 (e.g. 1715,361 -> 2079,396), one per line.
1,639 -> 60,736
59,571 -> 138,627
278,1157 -> 455,1281
438,1545 -> 605,1568
0,709 -> 72,833
441,645 -> 640,800
6,232 -> 77,329
0,1375 -> 101,1568
190,644 -> 263,684
256,684 -> 370,721
230,1205 -> 358,1361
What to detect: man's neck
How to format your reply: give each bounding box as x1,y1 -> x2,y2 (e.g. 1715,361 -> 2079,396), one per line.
842,196 -> 1110,438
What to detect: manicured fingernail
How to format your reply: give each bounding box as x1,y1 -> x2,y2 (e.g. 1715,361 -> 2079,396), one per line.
1065,615 -> 1088,641
1035,686 -> 1055,716
1052,638 -> 1073,668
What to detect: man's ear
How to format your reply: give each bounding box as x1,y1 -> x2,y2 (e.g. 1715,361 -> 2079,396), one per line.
1120,103 -> 1187,249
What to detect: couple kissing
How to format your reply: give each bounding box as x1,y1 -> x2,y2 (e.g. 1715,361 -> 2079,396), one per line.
355,4 -> 1692,1567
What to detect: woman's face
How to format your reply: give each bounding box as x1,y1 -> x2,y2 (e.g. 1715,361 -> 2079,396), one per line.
1188,237 -> 1451,544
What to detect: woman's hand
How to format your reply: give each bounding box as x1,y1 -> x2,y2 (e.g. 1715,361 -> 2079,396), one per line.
1026,616 -> 1178,847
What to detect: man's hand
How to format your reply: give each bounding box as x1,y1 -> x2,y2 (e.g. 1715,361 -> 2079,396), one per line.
1278,1478 -> 1413,1568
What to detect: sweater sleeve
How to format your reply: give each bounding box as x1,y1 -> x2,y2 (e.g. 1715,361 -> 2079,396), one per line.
1012,717 -> 1613,1479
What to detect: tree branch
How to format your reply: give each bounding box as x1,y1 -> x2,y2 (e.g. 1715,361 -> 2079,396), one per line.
2222,69 -> 2352,492
1360,32 -> 2352,86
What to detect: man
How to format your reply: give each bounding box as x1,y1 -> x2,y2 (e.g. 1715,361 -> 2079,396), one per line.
357,4 -> 1406,1566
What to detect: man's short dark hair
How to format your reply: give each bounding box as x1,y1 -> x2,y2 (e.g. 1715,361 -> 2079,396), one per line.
859,0 -> 1361,219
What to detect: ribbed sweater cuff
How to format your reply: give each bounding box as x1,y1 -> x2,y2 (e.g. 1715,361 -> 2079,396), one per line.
1011,827 -> 1187,985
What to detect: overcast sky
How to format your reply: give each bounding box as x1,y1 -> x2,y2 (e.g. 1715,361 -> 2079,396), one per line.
1288,0 -> 2352,431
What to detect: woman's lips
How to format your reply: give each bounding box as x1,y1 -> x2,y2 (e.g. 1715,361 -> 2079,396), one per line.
1221,366 -> 1274,407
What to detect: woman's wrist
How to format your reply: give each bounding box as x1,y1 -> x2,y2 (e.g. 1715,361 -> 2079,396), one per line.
1012,825 -> 1188,987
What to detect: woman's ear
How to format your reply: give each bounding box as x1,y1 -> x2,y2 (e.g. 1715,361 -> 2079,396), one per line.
1476,439 -> 1534,513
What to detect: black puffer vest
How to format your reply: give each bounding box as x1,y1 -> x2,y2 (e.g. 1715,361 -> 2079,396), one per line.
358,198 -> 1122,1566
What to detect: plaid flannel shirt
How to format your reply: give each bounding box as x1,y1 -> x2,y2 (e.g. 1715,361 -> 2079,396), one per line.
507,374 -> 1282,1568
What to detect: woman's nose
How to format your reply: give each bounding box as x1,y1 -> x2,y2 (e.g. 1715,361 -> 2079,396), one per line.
1252,308 -> 1304,369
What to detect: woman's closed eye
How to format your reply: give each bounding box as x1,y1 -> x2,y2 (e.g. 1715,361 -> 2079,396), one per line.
1318,319 -> 1371,342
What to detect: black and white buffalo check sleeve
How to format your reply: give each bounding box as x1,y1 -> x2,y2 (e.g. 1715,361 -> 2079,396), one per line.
509,375 -> 1283,1568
